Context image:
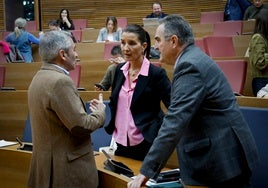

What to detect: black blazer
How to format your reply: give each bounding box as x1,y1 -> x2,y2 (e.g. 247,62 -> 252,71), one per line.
105,63 -> 171,143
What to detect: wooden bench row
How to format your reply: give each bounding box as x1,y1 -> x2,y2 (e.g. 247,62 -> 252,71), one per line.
0,89 -> 267,142
1,60 -> 111,91
0,55 -> 255,96
0,90 -> 112,141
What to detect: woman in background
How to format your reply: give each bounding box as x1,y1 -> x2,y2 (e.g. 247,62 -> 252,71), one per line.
5,17 -> 39,63
105,24 -> 171,161
96,16 -> 122,42
58,9 -> 75,30
248,9 -> 268,96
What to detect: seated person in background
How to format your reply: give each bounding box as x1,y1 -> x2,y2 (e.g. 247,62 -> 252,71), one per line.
96,16 -> 122,43
5,17 -> 39,63
243,0 -> 268,20
146,2 -> 168,19
224,0 -> 252,21
95,45 -> 125,91
105,24 -> 171,161
40,20 -> 77,43
248,9 -> 268,96
58,9 -> 75,30
48,19 -> 61,31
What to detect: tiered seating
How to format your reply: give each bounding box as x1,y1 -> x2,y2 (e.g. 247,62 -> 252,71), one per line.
69,64 -> 82,88
213,21 -> 243,36
200,11 -> 224,24
242,20 -> 256,35
215,59 -> 247,95
0,90 -> 112,141
71,30 -> 82,42
103,42 -> 121,60
76,42 -> 105,61
117,17 -> 128,29
25,20 -> 37,32
72,19 -> 88,30
81,28 -> 100,43
194,38 -> 205,52
0,5 -> 263,148
203,35 -> 236,58
0,65 -> 5,87
38,0 -> 226,30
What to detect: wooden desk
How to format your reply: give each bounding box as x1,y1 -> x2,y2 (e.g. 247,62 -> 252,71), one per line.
0,90 -> 111,141
0,144 -> 205,188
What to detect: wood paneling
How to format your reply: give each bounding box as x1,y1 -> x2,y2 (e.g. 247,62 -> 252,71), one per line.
1,0 -> 268,31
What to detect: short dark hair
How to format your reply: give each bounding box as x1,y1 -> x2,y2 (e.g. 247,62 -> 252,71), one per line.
111,45 -> 122,56
153,2 -> 162,8
48,20 -> 60,27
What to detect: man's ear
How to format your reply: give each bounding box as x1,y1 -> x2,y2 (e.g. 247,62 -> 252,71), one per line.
170,35 -> 179,47
59,49 -> 66,59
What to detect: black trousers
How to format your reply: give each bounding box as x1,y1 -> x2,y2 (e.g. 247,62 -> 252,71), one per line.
252,77 -> 268,96
115,139 -> 151,161
211,171 -> 252,188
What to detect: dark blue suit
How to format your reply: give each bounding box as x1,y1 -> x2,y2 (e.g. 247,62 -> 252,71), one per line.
139,45 -> 259,186
105,63 -> 171,144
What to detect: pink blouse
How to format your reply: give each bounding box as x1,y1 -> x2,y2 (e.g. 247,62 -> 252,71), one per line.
113,58 -> 150,146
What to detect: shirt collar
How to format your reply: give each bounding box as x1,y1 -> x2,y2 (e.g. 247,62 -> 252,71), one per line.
121,57 -> 150,77
52,64 -> 69,75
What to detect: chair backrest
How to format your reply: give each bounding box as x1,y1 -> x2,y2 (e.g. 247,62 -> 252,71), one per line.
213,21 -> 243,36
69,64 -> 81,88
22,114 -> 32,142
26,20 -> 37,32
194,38 -> 206,53
73,19 -> 88,30
240,106 -> 268,188
242,20 -> 255,35
117,17 -> 128,29
0,45 -> 7,63
103,42 -> 121,60
71,30 -> 82,43
215,59 -> 247,94
203,36 -> 236,57
0,66 -> 5,87
200,11 -> 224,24
1,31 -> 11,41
81,28 -> 100,43
85,100 -> 112,151
142,18 -> 159,27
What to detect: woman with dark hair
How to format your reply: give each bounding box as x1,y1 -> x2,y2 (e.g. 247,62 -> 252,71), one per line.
248,9 -> 268,96
105,24 -> 171,161
58,9 -> 75,30
96,16 -> 122,42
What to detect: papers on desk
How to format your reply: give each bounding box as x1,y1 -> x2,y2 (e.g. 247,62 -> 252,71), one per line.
0,140 -> 17,147
146,181 -> 183,188
145,168 -> 186,188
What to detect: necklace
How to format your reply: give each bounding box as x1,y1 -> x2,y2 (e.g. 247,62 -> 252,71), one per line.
129,69 -> 139,77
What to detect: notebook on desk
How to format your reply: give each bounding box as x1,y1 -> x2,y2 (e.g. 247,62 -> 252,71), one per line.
142,18 -> 159,27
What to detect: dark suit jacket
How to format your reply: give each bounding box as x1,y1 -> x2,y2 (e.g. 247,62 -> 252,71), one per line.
105,63 -> 171,143
146,12 -> 168,19
139,45 -> 259,186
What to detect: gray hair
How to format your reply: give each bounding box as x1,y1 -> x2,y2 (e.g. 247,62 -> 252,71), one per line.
39,30 -> 72,62
14,17 -> 27,38
159,14 -> 194,45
